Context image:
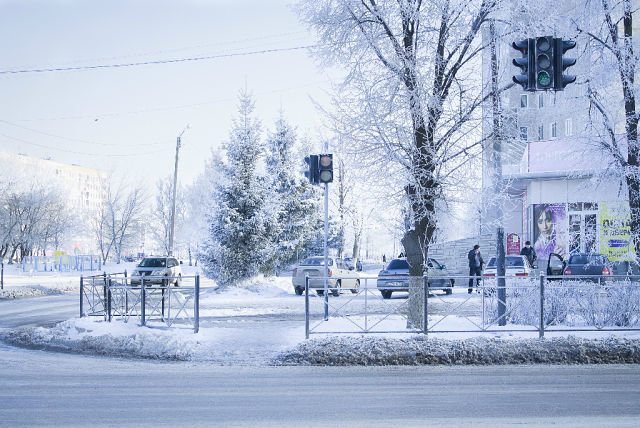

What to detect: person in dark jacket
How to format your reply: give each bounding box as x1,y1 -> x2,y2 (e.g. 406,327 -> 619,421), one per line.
520,240 -> 537,268
468,244 -> 484,293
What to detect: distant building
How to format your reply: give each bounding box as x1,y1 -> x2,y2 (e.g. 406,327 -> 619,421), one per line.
0,151 -> 107,253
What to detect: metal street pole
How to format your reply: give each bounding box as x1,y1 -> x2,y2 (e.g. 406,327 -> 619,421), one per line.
490,20 -> 507,325
169,125 -> 190,256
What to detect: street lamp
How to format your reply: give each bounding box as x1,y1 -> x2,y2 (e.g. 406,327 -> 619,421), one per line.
169,124 -> 190,256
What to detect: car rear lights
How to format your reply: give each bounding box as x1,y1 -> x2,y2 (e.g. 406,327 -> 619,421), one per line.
483,273 -> 495,277
602,267 -> 610,275
328,268 -> 332,277
564,268 -> 572,275
515,272 -> 529,276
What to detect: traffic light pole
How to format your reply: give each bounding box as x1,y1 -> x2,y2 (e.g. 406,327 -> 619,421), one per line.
323,183 -> 329,321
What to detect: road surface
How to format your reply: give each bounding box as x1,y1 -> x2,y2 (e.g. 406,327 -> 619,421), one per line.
1,293 -> 640,426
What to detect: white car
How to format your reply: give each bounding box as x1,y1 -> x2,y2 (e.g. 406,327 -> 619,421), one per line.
482,255 -> 533,277
292,256 -> 360,296
130,256 -> 182,286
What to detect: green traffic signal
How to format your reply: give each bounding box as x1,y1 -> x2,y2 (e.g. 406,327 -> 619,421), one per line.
538,71 -> 551,86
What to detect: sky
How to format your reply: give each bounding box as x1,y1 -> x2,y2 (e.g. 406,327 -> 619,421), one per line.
0,0 -> 334,186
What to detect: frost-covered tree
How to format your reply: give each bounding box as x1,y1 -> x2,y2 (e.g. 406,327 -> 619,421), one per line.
202,90 -> 278,286
263,116 -> 323,273
150,175 -> 185,256
574,0 -> 640,259
296,0 -> 502,277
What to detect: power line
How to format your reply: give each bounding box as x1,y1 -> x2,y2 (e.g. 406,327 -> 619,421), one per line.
0,45 -> 316,75
0,119 -> 166,147
0,131 -> 171,157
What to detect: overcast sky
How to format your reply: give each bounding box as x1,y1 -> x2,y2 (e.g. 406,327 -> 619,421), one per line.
0,0 -> 333,186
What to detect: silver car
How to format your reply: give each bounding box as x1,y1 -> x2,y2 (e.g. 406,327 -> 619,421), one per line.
377,257 -> 452,299
130,256 -> 182,286
292,256 -> 360,296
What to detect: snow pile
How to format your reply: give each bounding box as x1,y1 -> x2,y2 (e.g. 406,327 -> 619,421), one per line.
0,281 -> 78,299
273,335 -> 640,366
1,318 -> 199,360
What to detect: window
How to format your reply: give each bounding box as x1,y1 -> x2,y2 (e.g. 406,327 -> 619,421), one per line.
520,94 -> 528,108
520,127 -> 528,141
538,125 -> 544,140
565,118 -> 573,136
538,93 -> 544,108
551,122 -> 557,138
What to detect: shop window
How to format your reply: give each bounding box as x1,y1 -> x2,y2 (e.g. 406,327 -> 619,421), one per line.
565,118 -> 573,136
520,94 -> 528,108
551,122 -> 557,138
520,127 -> 528,141
538,93 -> 544,108
537,125 -> 544,140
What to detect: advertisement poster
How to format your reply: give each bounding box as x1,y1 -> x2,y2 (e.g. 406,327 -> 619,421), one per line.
506,233 -> 520,255
599,201 -> 634,261
533,204 -> 568,259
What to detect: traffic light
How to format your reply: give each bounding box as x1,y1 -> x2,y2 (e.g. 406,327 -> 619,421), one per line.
317,154 -> 333,184
512,38 -> 535,91
535,36 -> 554,90
554,38 -> 576,90
304,155 -> 318,184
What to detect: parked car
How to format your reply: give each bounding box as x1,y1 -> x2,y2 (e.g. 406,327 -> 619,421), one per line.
483,255 -> 533,277
376,257 -> 452,299
130,256 -> 182,286
291,256 -> 360,296
547,252 -> 611,281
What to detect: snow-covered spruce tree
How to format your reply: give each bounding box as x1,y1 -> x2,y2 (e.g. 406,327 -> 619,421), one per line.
263,116 -> 323,273
202,90 -> 277,287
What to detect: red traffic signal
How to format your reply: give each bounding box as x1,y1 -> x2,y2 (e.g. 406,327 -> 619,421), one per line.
318,154 -> 333,184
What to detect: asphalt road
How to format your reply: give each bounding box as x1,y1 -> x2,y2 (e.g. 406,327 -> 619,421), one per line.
1,293 -> 640,426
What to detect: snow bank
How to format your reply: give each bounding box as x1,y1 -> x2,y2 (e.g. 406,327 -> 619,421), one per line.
1,318 -> 199,360
273,335 -> 640,366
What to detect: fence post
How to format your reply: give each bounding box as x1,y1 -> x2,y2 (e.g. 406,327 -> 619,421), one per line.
141,277 -> 146,326
124,269 -> 128,313
194,275 -> 200,333
539,273 -> 545,338
80,275 -> 84,317
423,276 -> 428,335
305,275 -> 309,339
102,272 -> 107,321
107,276 -> 112,322
324,275 -> 329,321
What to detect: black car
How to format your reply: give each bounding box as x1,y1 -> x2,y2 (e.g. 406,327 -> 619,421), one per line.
547,252 -> 611,280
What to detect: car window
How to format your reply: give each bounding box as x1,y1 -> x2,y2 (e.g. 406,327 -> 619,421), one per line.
428,258 -> 441,269
387,259 -> 409,270
569,255 -> 603,265
169,258 -> 179,267
139,258 -> 165,268
301,257 -> 333,266
487,257 -> 525,268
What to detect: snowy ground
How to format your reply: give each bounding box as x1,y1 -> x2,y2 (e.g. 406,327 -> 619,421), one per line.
2,261 -> 640,365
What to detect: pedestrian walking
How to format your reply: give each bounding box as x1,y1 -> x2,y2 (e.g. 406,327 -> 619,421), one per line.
520,241 -> 537,268
467,244 -> 484,294
383,254 -> 386,263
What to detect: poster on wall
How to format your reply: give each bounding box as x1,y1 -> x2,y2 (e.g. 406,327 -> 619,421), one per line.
533,204 -> 568,259
599,201 -> 634,261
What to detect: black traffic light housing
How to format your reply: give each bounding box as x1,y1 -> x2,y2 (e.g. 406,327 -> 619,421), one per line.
554,38 -> 576,90
535,36 -> 554,90
318,154 -> 333,184
512,38 -> 535,91
304,155 -> 319,184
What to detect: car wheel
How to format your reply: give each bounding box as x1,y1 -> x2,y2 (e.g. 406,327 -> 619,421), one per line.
332,280 -> 341,297
174,274 -> 181,287
351,279 -> 360,293
162,278 -> 168,287
294,286 -> 304,296
316,290 -> 324,296
381,290 -> 392,299
445,288 -> 453,295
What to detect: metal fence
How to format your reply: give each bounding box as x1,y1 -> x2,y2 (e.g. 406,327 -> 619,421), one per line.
304,274 -> 640,338
80,272 -> 200,333
23,255 -> 102,272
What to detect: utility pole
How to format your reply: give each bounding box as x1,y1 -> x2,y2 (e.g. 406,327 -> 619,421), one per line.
169,124 -> 190,256
490,20 -> 507,325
